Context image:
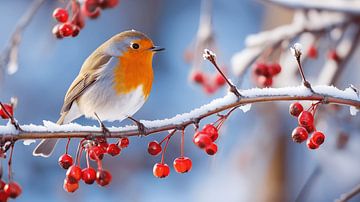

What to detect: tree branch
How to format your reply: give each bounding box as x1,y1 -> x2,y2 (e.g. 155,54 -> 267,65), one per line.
0,0 -> 45,77
336,184 -> 360,202
0,85 -> 358,144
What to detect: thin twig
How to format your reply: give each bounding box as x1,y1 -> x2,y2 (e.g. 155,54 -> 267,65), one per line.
0,0 -> 45,77
336,184 -> 360,202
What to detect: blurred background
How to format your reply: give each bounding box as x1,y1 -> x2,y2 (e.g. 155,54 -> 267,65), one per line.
0,0 -> 359,202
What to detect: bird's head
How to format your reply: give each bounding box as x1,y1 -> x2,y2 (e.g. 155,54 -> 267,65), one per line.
104,30 -> 164,58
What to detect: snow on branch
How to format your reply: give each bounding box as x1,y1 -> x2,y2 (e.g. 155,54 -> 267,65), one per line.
231,11 -> 348,76
0,85 -> 359,144
264,0 -> 360,16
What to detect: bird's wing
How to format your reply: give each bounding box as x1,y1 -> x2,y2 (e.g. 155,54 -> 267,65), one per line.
60,53 -> 112,114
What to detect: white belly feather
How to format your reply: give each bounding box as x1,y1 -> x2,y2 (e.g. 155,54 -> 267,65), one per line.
63,57 -> 148,123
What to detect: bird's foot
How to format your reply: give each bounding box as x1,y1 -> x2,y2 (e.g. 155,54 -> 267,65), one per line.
127,116 -> 147,136
94,113 -> 111,136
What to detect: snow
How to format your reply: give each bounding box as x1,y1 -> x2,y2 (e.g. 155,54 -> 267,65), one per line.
202,49 -> 216,60
350,106 -> 358,116
265,0 -> 360,15
290,42 -> 303,57
0,85 -> 358,136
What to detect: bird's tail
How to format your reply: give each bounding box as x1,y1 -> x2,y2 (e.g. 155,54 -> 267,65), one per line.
32,114 -> 66,157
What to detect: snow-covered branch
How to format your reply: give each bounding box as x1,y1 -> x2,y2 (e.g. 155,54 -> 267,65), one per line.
264,0 -> 360,16
0,85 -> 359,145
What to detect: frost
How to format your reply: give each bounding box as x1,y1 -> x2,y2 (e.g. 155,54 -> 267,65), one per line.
290,42 -> 303,57
202,49 -> 216,60
239,104 -> 251,113
350,106 -> 358,116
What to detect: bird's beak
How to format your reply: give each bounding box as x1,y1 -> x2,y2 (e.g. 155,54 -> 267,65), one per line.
150,46 -> 165,52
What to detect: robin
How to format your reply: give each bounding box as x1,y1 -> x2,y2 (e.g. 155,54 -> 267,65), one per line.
33,30 -> 164,157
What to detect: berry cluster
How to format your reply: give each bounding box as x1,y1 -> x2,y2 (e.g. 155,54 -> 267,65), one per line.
149,130 -> 193,178
307,44 -> 340,62
289,102 -> 326,150
253,63 -> 282,87
193,124 -> 219,155
0,180 -> 22,201
0,104 -> 13,120
59,137 -> 129,192
52,0 -> 119,39
190,70 -> 226,94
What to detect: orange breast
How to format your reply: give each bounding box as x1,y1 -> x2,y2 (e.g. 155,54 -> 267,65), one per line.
113,50 -> 154,98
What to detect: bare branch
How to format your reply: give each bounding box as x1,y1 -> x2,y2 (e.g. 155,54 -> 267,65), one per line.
0,0 -> 45,77
336,184 -> 360,202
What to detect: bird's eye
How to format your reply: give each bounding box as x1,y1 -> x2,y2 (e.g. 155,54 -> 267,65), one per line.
131,43 -> 140,49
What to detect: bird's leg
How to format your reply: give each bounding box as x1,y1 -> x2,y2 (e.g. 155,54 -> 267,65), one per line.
127,116 -> 147,136
94,113 -> 110,136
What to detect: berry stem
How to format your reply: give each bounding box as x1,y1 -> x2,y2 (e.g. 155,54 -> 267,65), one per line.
77,146 -> 84,167
181,129 -> 185,157
7,143 -> 14,181
75,139 -> 85,166
159,130 -> 177,145
65,138 -> 71,154
160,130 -> 175,164
86,152 -> 90,168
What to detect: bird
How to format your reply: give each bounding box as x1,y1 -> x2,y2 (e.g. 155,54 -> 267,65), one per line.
33,30 -> 164,157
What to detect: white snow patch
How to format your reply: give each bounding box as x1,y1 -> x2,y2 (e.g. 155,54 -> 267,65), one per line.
239,104 -> 251,113
23,140 -> 36,145
202,49 -> 216,60
350,106 -> 358,116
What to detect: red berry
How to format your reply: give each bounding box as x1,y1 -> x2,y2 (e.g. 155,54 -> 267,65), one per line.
96,170 -> 112,186
328,50 -> 340,62
202,124 -> 219,142
191,71 -> 205,84
82,1 -> 101,19
4,182 -> 21,199
193,132 -> 212,149
257,75 -> 273,87
153,163 -> 170,178
0,104 -> 13,119
81,167 -> 96,184
203,84 -> 217,94
304,124 -> 315,133
52,24 -> 63,39
106,143 -> 121,156
119,137 -> 129,148
59,23 -> 73,37
311,131 -> 325,145
298,111 -> 314,127
147,141 -> 162,156
173,157 -> 192,173
254,63 -> 269,77
71,25 -> 80,37
52,8 -> 68,23
307,138 -> 319,150
66,165 -> 82,183
0,180 -> 5,190
0,191 -> 8,202
205,143 -> 218,155
58,154 -> 73,169
269,63 -> 281,75
63,179 -> 79,193
215,74 -> 226,86
98,0 -> 119,9
291,127 -> 308,143
289,102 -> 303,117
89,146 -> 105,161
307,45 -> 318,59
